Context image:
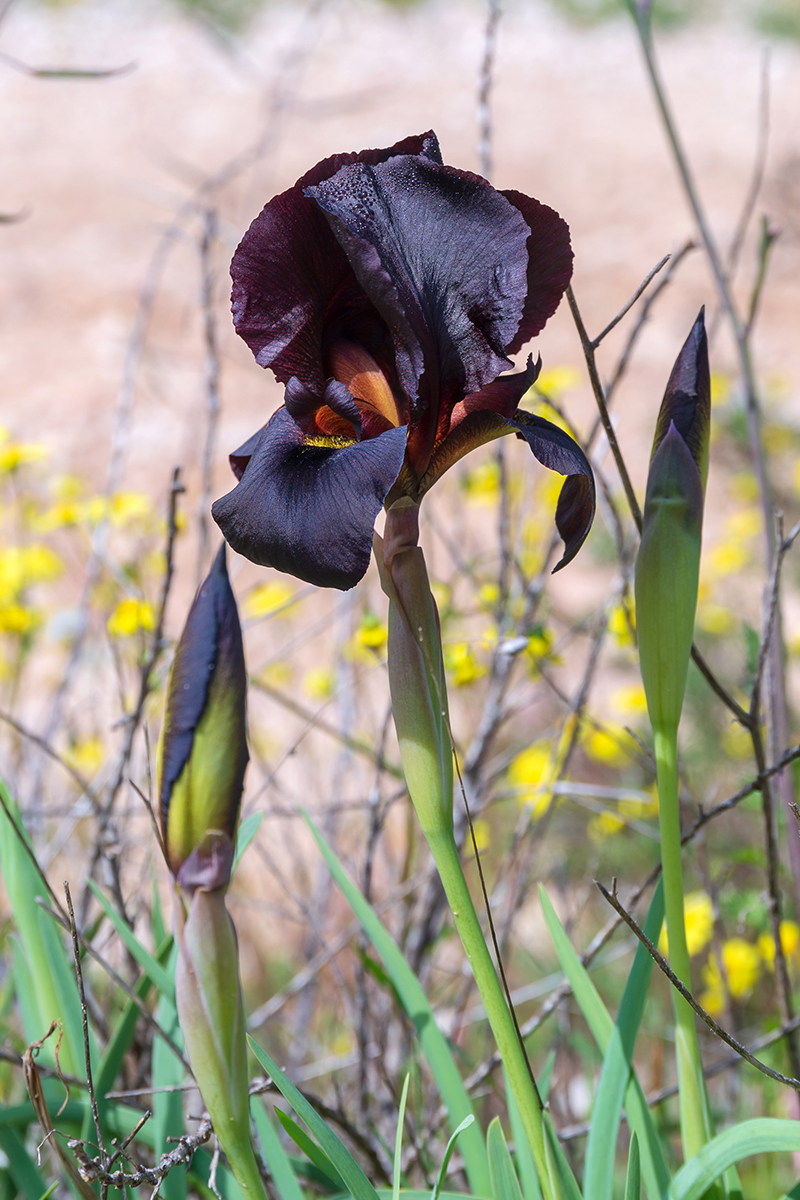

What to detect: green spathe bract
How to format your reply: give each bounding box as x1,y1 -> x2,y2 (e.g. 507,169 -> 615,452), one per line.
635,422 -> 704,733
175,888 -> 265,1200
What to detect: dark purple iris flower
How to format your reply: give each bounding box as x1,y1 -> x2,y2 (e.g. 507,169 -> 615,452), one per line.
212,131 -> 595,590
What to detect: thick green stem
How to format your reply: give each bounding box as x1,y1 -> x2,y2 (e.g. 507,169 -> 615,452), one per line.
426,829 -> 551,1199
654,726 -> 714,1160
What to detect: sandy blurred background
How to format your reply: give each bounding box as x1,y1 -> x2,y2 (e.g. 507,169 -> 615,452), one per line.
3,0 -> 800,1145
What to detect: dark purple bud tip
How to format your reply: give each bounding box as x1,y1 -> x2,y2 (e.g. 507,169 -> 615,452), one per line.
652,308 -> 710,487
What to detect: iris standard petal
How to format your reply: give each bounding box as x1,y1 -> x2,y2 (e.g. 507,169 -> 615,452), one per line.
501,190 -> 574,353
306,155 -> 532,470
212,408 -> 408,590
506,409 -> 596,570
230,132 -> 442,397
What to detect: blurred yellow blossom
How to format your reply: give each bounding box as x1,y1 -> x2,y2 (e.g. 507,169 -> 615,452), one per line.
0,429 -> 49,473
0,604 -> 41,635
659,891 -> 715,958
535,365 -> 581,401
304,667 -> 336,702
467,817 -> 491,855
64,736 -> 105,777
611,683 -> 648,716
536,471 -> 563,515
696,604 -> 736,636
507,742 -> 556,817
584,724 -> 634,768
346,612 -> 388,662
700,955 -> 725,1017
724,509 -> 761,541
721,722 -> 752,760
107,598 -> 155,638
35,500 -> 82,531
706,542 -> 750,577
758,921 -> 800,971
608,595 -> 636,648
244,580 -> 296,620
731,471 -> 759,503
479,582 -> 500,611
709,371 -> 731,408
721,938 -> 761,999
445,641 -> 486,687
588,810 -> 626,842
0,544 -> 62,595
109,492 -> 152,526
462,459 -> 500,503
259,660 -> 293,688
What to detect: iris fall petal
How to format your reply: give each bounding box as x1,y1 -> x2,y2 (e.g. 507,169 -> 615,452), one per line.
212,408 -> 408,590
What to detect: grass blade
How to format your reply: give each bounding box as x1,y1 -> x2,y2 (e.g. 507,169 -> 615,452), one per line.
86,878 -> 174,1000
624,1135 -> 640,1200
487,1117 -> 523,1200
394,1075 -> 411,1200
431,1115 -> 475,1200
250,1096 -> 305,1200
303,811 -> 491,1198
667,1120 -> 800,1200
249,1034 -> 381,1200
233,812 -> 263,874
505,1072 -> 541,1200
274,1107 -> 345,1191
539,886 -> 670,1200
583,882 -> 664,1200
152,944 -> 186,1200
0,1127 -> 47,1200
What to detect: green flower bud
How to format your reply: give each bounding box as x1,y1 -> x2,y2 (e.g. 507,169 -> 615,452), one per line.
158,543 -> 248,891
635,310 -> 710,733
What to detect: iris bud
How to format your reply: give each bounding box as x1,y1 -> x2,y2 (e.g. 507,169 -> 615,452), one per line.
158,542 -> 248,892
635,310 -> 710,733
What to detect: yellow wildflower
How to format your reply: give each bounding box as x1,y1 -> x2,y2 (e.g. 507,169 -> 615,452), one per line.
0,544 -> 62,595
304,667 -> 336,702
462,459 -> 500,503
244,579 -> 296,620
707,541 -> 750,577
507,743 -> 554,817
721,938 -> 761,999
0,434 -> 49,473
259,660 -> 293,688
107,598 -> 156,638
724,509 -> 761,541
109,492 -> 152,526
700,954 -> 726,1017
608,595 -> 636,648
63,736 -> 105,777
588,810 -> 625,843
709,371 -> 731,408
758,921 -> 800,971
584,724 -> 635,769
534,365 -> 580,402
731,471 -> 759,503
537,471 -> 562,515
445,642 -> 486,687
467,817 -> 491,855
721,722 -> 752,760
611,683 -> 648,717
659,890 -> 714,958
345,612 -> 388,662
696,604 -> 735,636
0,604 -> 41,635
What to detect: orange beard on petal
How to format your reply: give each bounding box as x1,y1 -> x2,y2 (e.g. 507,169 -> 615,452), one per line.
327,340 -> 401,429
